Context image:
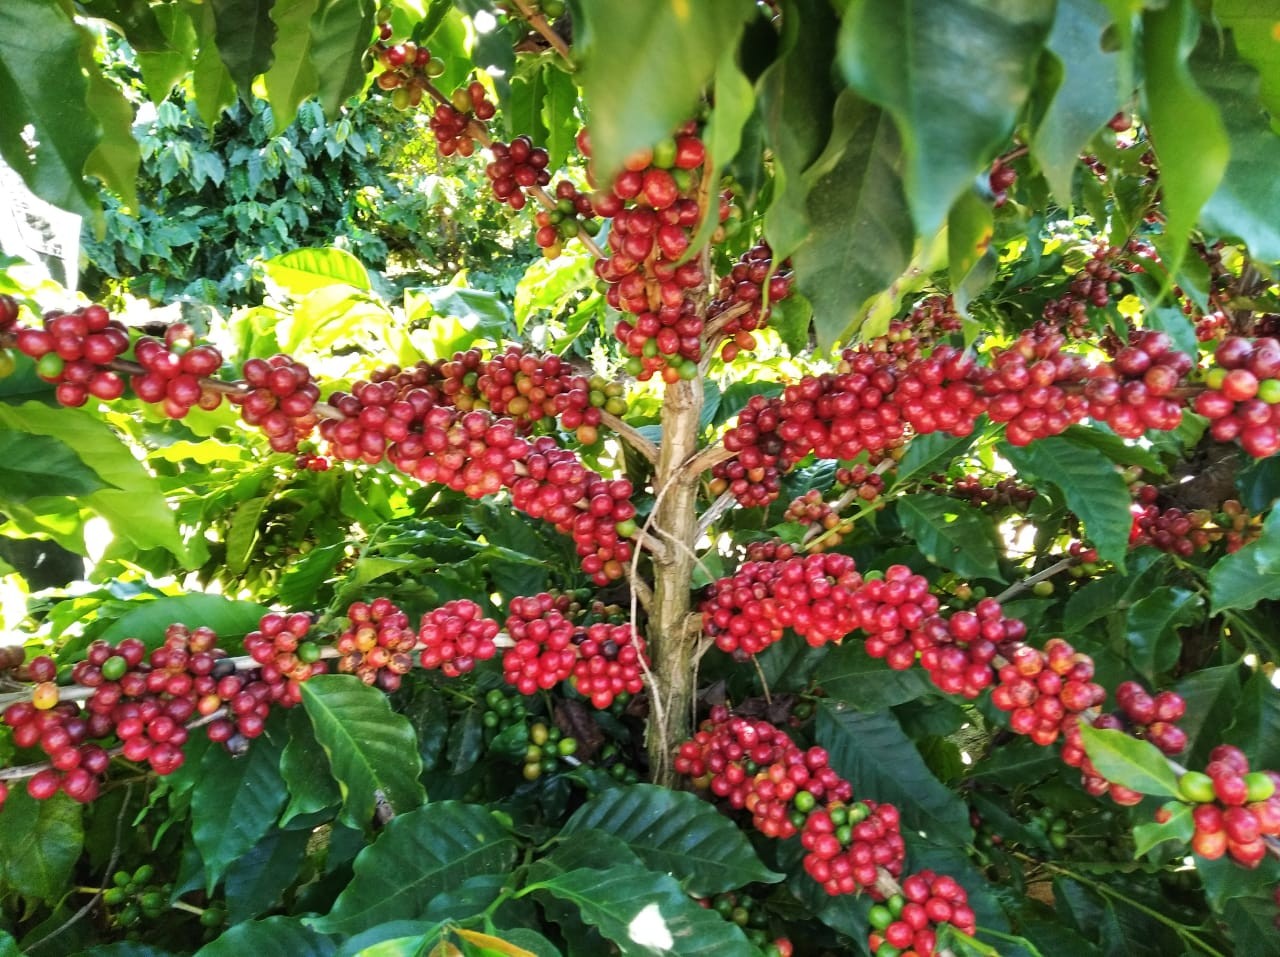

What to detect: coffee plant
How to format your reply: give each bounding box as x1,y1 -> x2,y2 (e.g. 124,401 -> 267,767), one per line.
1,1 -> 1280,955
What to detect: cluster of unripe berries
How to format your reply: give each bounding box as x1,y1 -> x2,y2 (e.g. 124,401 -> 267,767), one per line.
429,82 -> 495,157
1175,745 -> 1280,868
1192,335 -> 1280,457
696,891 -> 794,956
333,599 -> 417,692
14,303 -> 130,406
371,29 -> 445,110
533,180 -> 600,259
865,871 -> 977,957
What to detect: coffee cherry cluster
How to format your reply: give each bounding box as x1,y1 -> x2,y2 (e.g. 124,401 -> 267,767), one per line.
674,709 -> 853,843
801,801 -> 906,896
571,622 -> 647,709
502,593 -> 580,695
429,82 -> 494,157
835,463 -> 887,503
245,611 -> 326,702
1082,329 -> 1191,438
1043,246 -> 1125,335
518,717 -> 579,781
102,864 -> 175,929
1193,335 -> 1280,457
13,304 -> 130,406
698,891 -> 793,955
866,871 -> 977,957
782,489 -> 838,527
418,599 -> 500,677
231,353 -> 320,453
371,32 -> 443,111
330,599 -> 414,692
910,600 -> 1022,699
991,638 -> 1106,747
1178,746 -> 1280,867
534,180 -> 599,259
1097,681 -> 1188,756
940,473 -> 1036,509
709,242 -> 794,362
4,697 -> 111,805
700,553 -> 865,657
486,136 -> 551,210
855,566 -> 945,672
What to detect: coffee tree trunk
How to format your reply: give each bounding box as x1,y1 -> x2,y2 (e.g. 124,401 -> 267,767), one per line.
646,377 -> 704,783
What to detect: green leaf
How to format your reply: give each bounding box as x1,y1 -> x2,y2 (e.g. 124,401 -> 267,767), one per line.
263,0 -> 321,133
575,0 -> 755,177
191,719 -> 289,890
136,4 -> 199,103
81,28 -> 141,210
1223,668 -> 1280,771
1077,725 -> 1181,797
791,91 -> 913,348
1141,0 -> 1229,274
816,702 -> 973,843
1000,435 -> 1132,569
947,188 -> 994,298
1132,801 -> 1193,857
1223,896 -> 1280,957
300,675 -> 426,829
0,932 -> 15,957
264,247 -> 372,295
895,430 -> 978,484
226,495 -> 270,575
0,0 -> 98,216
837,0 -> 1055,235
561,784 -> 781,896
308,802 -> 516,935
0,402 -> 192,562
530,865 -> 758,956
1032,0 -> 1123,202
1124,586 -> 1203,682
195,916 -> 335,957
541,65 -> 578,173
99,594 -> 264,644
896,493 -> 1004,581
224,827 -> 311,924
1217,0 -> 1280,116
192,3 -> 237,129
210,0 -> 277,94
280,701 -> 341,824
1195,36 -> 1280,264
820,641 -> 935,710
1208,506 -> 1280,613
0,431 -> 112,502
0,791 -> 83,901
1058,424 -> 1165,474
758,0 -> 841,260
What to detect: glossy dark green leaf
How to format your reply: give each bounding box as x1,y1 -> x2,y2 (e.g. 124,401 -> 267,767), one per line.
308,802 -> 516,935
136,4 -> 199,102
0,431 -> 112,502
0,402 -> 192,562
561,784 -> 781,896
1195,38 -> 1280,263
896,493 -> 1004,581
1222,895 -> 1280,957
1223,669 -> 1280,771
575,0 -> 754,178
1141,0 -> 1228,273
263,0 -> 321,133
0,791 -> 83,901
1208,507 -> 1280,613
1132,801 -> 1193,857
541,65 -> 578,173
194,916 -> 335,957
816,702 -> 972,843
191,720 -> 289,889
1077,725 -> 1180,797
895,431 -> 978,484
210,0 -> 277,94
791,91 -> 913,348
837,0 -> 1054,234
1032,0 -> 1122,202
820,641 -> 934,710
1176,665 -> 1243,769
529,864 -> 757,956
300,675 -> 426,829
1001,435 -> 1132,569
1124,586 -> 1203,681
280,706 -> 341,824
758,0 -> 840,260
99,594 -> 264,645
224,827 -> 311,924
0,0 -> 97,216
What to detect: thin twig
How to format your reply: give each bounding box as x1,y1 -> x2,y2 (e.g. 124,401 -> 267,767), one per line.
991,556 -> 1077,603
696,490 -> 736,539
681,443 -> 736,482
600,410 -> 659,466
509,0 -> 573,63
